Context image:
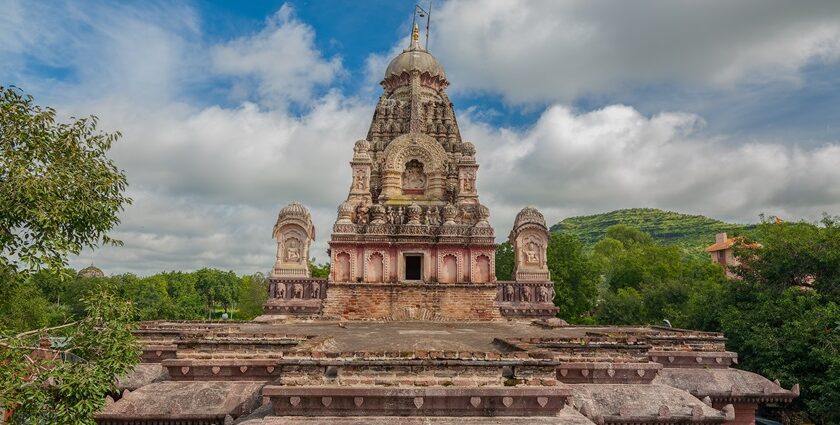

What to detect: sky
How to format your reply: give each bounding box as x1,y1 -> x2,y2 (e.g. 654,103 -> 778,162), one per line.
2,0 -> 840,275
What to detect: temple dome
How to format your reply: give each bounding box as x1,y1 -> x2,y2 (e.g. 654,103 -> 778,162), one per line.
385,48 -> 446,80
77,265 -> 104,279
384,23 -> 446,81
513,207 -> 547,230
279,202 -> 311,220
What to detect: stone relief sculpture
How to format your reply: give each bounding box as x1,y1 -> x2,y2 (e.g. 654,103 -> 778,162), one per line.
311,281 -> 321,299
272,202 -> 315,278
537,285 -> 552,303
292,283 -> 303,299
284,238 -> 302,263
522,286 -> 533,303
402,159 -> 427,191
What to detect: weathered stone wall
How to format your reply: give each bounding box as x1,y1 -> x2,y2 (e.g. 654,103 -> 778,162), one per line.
322,282 -> 501,321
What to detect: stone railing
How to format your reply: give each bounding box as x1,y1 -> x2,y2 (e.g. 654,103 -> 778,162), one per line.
264,277 -> 328,316
268,277 -> 328,300
496,281 -> 558,319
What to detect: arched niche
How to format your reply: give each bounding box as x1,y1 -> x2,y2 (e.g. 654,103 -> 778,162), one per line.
380,133 -> 448,201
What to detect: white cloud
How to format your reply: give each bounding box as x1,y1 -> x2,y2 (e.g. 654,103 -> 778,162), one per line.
434,0 -> 840,103
5,1 -> 840,277
212,4 -> 343,107
463,104 -> 840,230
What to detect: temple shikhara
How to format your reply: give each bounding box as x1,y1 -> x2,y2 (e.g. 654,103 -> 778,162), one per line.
97,22 -> 797,425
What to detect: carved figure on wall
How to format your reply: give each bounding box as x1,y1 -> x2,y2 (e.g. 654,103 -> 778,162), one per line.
356,205 -> 369,225
406,203 -> 421,225
462,171 -> 475,192
292,284 -> 303,299
522,286 -> 533,303
354,170 -> 367,190
505,285 -> 515,302
276,284 -> 286,299
311,281 -> 321,299
402,159 -> 427,191
537,285 -> 550,303
397,207 -> 405,224
524,240 -> 540,264
285,238 -> 302,263
428,206 -> 441,226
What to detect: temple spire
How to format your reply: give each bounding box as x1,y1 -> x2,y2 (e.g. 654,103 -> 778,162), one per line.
410,22 -> 421,49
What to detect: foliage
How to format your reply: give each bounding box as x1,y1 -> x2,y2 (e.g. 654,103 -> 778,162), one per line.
309,259 -> 330,278
719,284 -> 839,424
591,225 -> 726,328
0,291 -> 140,424
237,272 -> 268,320
547,232 -> 599,323
722,218 -> 840,423
0,87 -> 130,275
195,268 -> 240,316
552,208 -> 752,259
494,242 -> 514,281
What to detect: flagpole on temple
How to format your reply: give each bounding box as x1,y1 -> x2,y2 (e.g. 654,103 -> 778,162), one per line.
414,2 -> 432,50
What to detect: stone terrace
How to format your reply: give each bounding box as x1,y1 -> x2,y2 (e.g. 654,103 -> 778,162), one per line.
97,320 -> 797,425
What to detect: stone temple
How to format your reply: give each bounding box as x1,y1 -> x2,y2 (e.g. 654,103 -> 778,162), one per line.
97,24 -> 797,425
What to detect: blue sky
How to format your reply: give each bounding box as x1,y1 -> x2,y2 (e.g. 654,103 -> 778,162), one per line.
2,0 -> 840,274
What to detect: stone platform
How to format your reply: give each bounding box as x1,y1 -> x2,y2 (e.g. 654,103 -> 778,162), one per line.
97,320 -> 797,425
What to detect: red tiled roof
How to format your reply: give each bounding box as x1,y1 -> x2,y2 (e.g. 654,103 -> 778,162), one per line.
705,238 -> 735,252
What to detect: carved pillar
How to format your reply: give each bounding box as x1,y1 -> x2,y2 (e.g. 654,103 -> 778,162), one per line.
348,140 -> 373,205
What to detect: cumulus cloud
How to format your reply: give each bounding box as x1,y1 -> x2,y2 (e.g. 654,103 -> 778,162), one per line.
434,0 -> 840,102
212,4 -> 343,107
4,1 -> 840,276
463,105 -> 840,230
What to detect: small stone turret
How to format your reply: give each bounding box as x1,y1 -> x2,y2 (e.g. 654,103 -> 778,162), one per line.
509,207 -> 551,282
271,202 -> 315,278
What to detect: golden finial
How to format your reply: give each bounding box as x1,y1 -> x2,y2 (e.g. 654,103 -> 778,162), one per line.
412,22 -> 420,43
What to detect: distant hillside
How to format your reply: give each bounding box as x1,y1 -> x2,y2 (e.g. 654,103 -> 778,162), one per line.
550,208 -> 754,257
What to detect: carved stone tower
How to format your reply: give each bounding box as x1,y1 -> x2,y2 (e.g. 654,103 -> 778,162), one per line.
327,23 -> 495,289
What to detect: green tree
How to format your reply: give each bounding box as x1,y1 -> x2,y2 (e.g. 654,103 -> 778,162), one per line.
195,268 -> 239,317
161,271 -> 204,319
237,272 -> 268,320
548,232 -> 599,322
0,292 -> 140,424
309,259 -> 330,278
592,225 -> 726,328
722,218 -> 840,423
494,241 -> 514,281
0,87 -> 130,275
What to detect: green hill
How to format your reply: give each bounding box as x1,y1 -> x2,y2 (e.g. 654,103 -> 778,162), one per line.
550,208 -> 755,257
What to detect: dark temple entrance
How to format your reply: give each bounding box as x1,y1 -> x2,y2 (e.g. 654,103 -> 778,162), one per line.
405,255 -> 422,281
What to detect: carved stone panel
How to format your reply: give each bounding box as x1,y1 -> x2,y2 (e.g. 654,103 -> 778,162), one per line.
272,203 -> 315,278
508,207 -> 551,282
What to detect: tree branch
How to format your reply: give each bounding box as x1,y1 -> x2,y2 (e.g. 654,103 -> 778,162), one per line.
0,321 -> 79,341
